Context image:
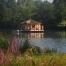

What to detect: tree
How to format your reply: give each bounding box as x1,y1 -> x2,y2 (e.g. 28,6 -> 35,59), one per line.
0,0 -> 6,22
33,1 -> 54,26
18,0 -> 37,19
0,0 -> 66,29
0,0 -> 19,29
53,0 -> 66,23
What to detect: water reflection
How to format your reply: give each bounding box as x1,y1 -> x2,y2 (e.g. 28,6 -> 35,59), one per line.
45,31 -> 66,39
19,31 -> 66,39
20,33 -> 44,39
19,31 -> 66,53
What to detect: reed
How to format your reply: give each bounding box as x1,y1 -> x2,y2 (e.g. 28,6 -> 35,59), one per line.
0,51 -> 66,66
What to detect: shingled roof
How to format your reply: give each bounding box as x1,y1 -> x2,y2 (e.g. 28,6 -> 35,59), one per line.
20,19 -> 42,24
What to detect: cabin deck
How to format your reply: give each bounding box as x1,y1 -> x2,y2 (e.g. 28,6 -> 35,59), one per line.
20,30 -> 44,33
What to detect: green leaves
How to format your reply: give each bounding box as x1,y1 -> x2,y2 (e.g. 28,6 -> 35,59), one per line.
0,0 -> 66,29
0,36 -> 9,51
53,0 -> 66,22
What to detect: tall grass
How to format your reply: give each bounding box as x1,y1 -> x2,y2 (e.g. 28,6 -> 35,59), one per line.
0,53 -> 66,66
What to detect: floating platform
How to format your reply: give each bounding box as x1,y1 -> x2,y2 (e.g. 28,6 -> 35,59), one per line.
20,30 -> 44,33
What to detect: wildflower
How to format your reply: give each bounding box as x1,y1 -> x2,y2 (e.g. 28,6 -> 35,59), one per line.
0,49 -> 4,64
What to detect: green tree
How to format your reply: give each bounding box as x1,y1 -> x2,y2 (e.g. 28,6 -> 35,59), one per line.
33,1 -> 54,26
0,0 -> 6,22
53,0 -> 66,23
19,0 -> 37,19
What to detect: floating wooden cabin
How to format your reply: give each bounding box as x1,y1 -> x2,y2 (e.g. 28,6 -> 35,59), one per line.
20,19 -> 44,32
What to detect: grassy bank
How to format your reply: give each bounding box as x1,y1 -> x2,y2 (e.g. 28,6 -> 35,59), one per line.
0,52 -> 66,66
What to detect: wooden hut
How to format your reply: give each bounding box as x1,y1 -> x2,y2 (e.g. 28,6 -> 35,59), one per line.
20,19 -> 44,32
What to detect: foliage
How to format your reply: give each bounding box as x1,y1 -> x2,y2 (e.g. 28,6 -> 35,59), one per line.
0,0 -> 66,29
19,39 -> 31,53
0,36 -> 9,51
1,53 -> 66,66
53,0 -> 66,23
43,47 -> 57,53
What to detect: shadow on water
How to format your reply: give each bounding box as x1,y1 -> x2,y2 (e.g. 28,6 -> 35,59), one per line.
45,31 -> 66,39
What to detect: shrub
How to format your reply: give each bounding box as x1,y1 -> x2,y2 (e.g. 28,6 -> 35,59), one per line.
0,36 -> 9,52
19,39 -> 31,53
31,46 -> 41,55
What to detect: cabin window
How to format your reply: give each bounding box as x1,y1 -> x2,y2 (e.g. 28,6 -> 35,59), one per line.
32,25 -> 35,28
36,28 -> 38,30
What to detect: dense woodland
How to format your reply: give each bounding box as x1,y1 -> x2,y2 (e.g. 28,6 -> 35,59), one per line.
0,0 -> 66,29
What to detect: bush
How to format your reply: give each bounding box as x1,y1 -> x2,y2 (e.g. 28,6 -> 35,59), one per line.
31,46 -> 41,55
0,36 -> 9,52
19,39 -> 31,53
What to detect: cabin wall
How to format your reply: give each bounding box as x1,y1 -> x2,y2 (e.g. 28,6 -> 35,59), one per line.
20,23 -> 44,31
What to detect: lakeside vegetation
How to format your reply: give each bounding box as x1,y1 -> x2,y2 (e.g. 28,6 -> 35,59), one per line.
0,50 -> 66,66
6,53 -> 66,66
0,35 -> 66,66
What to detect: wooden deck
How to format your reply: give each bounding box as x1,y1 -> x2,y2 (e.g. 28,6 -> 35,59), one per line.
20,30 -> 44,33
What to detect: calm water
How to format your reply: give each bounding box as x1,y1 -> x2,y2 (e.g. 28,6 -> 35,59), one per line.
19,31 -> 66,53
0,30 -> 66,53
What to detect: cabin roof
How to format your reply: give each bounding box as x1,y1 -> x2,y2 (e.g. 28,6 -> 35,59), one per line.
20,19 -> 42,25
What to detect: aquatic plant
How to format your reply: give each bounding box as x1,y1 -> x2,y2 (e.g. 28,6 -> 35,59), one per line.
43,47 -> 57,53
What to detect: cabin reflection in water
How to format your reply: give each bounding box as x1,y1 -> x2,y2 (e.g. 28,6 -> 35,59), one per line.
20,19 -> 44,32
21,33 -> 44,39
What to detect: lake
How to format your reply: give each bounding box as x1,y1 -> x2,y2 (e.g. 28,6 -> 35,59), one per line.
0,30 -> 66,53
